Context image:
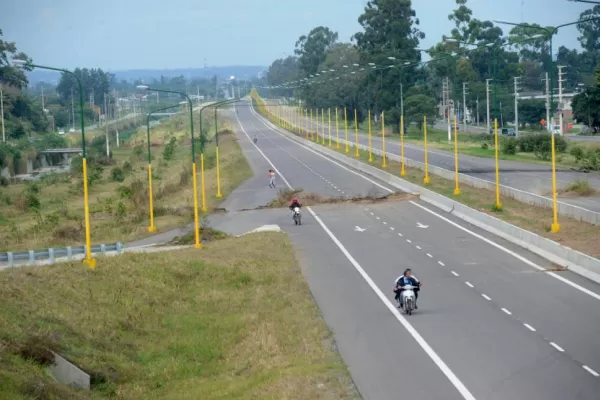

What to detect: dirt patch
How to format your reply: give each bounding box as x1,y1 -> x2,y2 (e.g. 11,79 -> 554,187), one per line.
556,179 -> 597,198
265,188 -> 418,208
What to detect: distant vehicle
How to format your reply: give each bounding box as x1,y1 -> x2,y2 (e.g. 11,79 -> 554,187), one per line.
503,128 -> 516,136
58,129 -> 65,135
551,125 -> 561,135
69,128 -> 75,133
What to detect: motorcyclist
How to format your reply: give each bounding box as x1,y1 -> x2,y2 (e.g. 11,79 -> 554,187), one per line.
394,269 -> 421,309
289,198 -> 302,216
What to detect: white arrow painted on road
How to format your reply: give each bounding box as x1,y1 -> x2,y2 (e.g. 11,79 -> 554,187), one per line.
417,222 -> 429,229
354,226 -> 366,232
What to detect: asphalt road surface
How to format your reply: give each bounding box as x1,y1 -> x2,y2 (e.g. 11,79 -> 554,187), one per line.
211,101 -> 600,400
286,105 -> 600,214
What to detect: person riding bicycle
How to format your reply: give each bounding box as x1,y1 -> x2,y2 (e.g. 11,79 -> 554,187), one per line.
394,268 -> 421,309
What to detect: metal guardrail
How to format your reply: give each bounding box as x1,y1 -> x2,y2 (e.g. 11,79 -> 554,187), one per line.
0,243 -> 124,268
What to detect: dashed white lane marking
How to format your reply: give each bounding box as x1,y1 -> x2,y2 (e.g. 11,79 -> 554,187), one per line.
502,308 -> 512,315
583,366 -> 600,377
406,239 -> 412,243
482,294 -> 492,301
465,282 -> 474,288
376,216 -> 380,220
398,233 -> 403,237
427,253 -> 433,258
550,342 -> 565,352
390,227 -> 395,231
370,212 -> 374,215
383,221 -> 387,225
451,271 -> 459,277
524,323 -> 536,332
438,261 -> 445,266
416,245 -> 422,250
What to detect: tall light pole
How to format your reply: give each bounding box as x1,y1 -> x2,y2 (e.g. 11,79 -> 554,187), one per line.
137,85 -> 203,248
0,87 -> 5,142
495,17 -> 600,233
13,59 -> 96,268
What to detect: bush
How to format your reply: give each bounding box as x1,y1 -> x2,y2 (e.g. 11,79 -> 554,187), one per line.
0,176 -> 9,187
111,167 -> 125,182
501,138 -> 517,155
25,193 -> 41,211
117,185 -> 132,199
122,161 -> 133,173
517,134 -> 567,155
162,137 -> 177,161
570,146 -> 585,162
116,201 -> 127,220
481,143 -> 489,150
88,164 -> 104,185
26,182 -> 40,194
534,140 -> 551,160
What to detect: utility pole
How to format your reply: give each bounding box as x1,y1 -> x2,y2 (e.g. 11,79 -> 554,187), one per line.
114,90 -> 120,148
476,96 -> 480,127
462,82 -> 468,133
486,79 -> 492,133
444,77 -> 451,142
500,101 -> 504,127
558,65 -> 566,135
41,87 -> 45,112
514,77 -> 521,137
1,88 -> 5,142
543,72 -> 550,132
71,88 -> 75,130
104,93 -> 110,157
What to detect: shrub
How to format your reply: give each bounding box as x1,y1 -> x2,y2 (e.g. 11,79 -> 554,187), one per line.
25,193 -> 41,211
570,146 -> 585,162
111,167 -> 125,182
116,201 -> 127,220
122,161 -> 133,173
88,164 -> 104,185
162,137 -> 177,161
480,143 -> 489,150
117,185 -> 132,199
534,140 -> 551,160
0,176 -> 9,187
26,182 -> 40,194
501,138 -> 517,155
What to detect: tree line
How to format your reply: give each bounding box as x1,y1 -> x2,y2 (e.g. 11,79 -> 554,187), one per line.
260,0 -> 600,134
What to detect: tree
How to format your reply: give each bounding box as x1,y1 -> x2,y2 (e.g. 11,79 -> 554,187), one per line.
404,94 -> 437,132
353,0 -> 424,132
519,99 -> 546,128
295,26 -> 338,102
266,56 -> 299,97
572,86 -> 600,132
577,5 -> 600,53
0,29 -> 31,89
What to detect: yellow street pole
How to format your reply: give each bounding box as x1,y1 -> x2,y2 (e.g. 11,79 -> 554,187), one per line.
453,115 -> 461,195
201,153 -> 207,211
423,116 -> 430,184
344,108 -> 349,152
192,162 -> 202,248
335,108 -> 340,149
368,109 -> 373,162
400,114 -> 406,176
354,108 -> 359,158
321,108 -> 326,145
493,118 -> 502,210
328,108 -> 332,146
81,158 -> 96,268
315,109 -> 319,142
147,164 -> 156,232
216,146 -> 222,198
382,111 -> 386,168
550,133 -> 560,232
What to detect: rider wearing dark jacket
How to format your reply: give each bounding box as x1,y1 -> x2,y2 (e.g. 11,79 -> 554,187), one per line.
394,269 -> 421,308
289,199 -> 302,210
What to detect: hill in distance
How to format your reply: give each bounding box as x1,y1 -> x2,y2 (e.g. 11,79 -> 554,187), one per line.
26,65 -> 266,84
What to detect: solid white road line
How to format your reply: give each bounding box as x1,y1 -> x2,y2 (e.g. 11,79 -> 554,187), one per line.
583,365 -> 600,377
550,342 -> 565,352
236,109 -> 477,400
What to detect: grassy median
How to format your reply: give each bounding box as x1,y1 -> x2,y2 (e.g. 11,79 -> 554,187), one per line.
0,232 -> 357,399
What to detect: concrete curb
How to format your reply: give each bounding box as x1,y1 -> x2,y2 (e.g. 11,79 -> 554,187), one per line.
253,105 -> 600,285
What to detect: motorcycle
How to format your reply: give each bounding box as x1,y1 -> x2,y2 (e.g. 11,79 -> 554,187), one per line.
292,207 -> 302,225
253,137 -> 258,144
398,285 -> 418,315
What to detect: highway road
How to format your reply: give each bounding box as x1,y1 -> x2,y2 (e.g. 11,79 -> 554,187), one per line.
285,104 -> 600,214
210,100 -> 600,399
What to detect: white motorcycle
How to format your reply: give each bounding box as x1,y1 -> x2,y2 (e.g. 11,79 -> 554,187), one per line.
398,285 -> 418,315
292,207 -> 302,225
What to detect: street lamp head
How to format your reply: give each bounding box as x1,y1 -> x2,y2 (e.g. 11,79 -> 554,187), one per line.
444,38 -> 458,43
11,58 -> 28,67
137,85 -> 149,90
388,56 -> 396,60
342,64 -> 349,68
179,101 -> 187,105
329,69 -> 335,72
403,61 -> 411,65
368,62 -> 375,66
352,63 -> 360,67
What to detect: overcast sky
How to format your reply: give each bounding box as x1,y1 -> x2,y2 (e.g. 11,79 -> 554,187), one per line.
0,0 -> 594,71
